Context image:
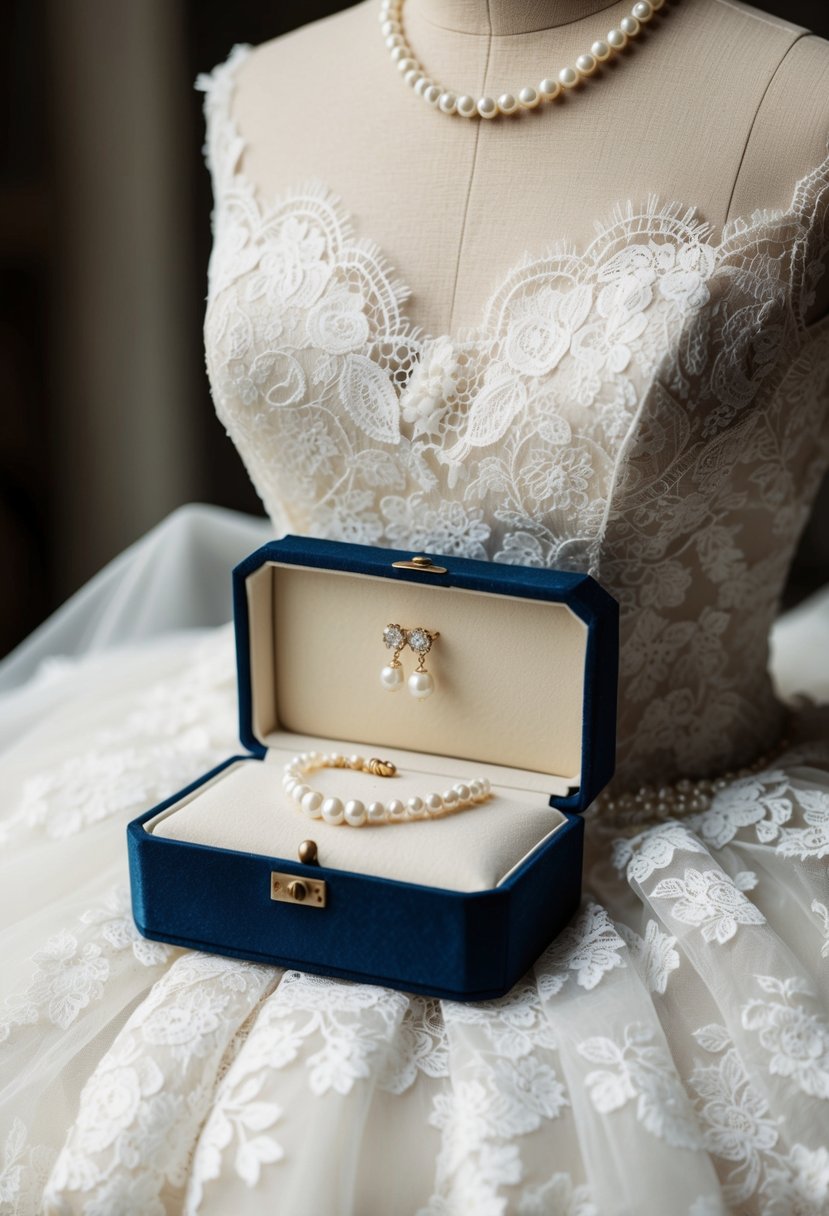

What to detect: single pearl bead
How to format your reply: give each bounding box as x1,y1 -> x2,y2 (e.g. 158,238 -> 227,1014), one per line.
349,755 -> 364,769
408,670 -> 435,699
456,94 -> 477,117
389,44 -> 408,62
387,798 -> 406,819
538,78 -> 561,100
385,33 -> 404,50
407,796 -> 425,817
301,790 -> 323,818
344,799 -> 367,827
468,779 -> 483,801
283,779 -> 298,797
477,96 -> 497,118
607,27 -> 627,49
425,792 -> 444,815
380,19 -> 400,35
558,66 -> 579,89
381,664 -> 404,691
454,783 -> 471,804
480,777 -> 491,795
591,39 -> 611,60
404,68 -> 422,87
620,15 -> 640,35
442,788 -> 459,809
367,801 -> 387,823
397,57 -> 417,74
438,91 -> 457,114
321,797 -> 344,826
414,77 -> 432,97
632,0 -> 654,19
575,53 -> 598,76
498,92 -> 518,114
424,83 -> 441,105
518,86 -> 539,108
292,784 -> 311,803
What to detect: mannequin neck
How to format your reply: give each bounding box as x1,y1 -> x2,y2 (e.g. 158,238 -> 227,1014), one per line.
406,0 -> 621,36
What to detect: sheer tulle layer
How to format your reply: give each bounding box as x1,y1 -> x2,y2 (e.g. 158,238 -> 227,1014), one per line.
0,611 -> 827,1216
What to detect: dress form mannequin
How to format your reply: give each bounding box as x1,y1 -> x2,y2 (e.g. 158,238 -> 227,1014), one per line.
231,0 -> 829,335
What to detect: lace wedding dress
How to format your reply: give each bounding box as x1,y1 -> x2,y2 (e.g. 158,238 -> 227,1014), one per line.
2,41 -> 829,1216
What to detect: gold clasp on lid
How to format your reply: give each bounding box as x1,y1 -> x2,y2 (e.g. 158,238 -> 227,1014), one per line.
391,555 -> 448,575
271,868 -> 326,907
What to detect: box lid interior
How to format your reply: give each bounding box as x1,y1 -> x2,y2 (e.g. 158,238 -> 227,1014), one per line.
235,538 -> 618,811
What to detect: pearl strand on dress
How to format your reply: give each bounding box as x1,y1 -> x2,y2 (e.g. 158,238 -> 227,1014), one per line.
380,0 -> 665,119
592,737 -> 789,828
283,751 -> 493,827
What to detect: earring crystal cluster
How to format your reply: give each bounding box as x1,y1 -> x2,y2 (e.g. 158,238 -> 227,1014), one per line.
407,627 -> 436,699
380,623 -> 407,692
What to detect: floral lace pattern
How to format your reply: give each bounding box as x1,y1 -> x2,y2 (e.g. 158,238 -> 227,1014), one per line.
200,43 -> 829,790
2,34 -> 829,1216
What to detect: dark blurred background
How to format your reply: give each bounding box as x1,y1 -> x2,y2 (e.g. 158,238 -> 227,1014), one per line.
2,0 -> 829,657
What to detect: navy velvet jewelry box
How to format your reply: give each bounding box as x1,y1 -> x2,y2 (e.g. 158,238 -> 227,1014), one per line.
127,536 -> 618,1001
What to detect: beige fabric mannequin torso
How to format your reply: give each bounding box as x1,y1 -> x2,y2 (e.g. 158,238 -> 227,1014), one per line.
231,0 -> 829,336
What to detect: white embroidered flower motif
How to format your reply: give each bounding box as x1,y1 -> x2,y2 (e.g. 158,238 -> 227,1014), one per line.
402,337 -> 459,436
381,493 -> 491,558
612,822 -> 707,883
265,214 -> 331,309
536,902 -> 626,997
80,886 -> 172,968
776,787 -> 829,860
693,770 -> 793,849
0,930 -> 110,1035
618,919 -> 681,994
577,1022 -> 701,1149
74,1058 -> 164,1154
490,1057 -> 569,1135
741,975 -> 829,1099
651,868 -> 765,943
521,446 -> 594,511
517,1172 -> 597,1216
764,1144 -> 829,1214
688,1046 -> 778,1204
504,283 -> 593,377
306,286 -> 370,354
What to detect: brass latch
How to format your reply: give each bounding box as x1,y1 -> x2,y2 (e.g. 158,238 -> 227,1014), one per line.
271,871 -> 327,908
391,554 -> 448,575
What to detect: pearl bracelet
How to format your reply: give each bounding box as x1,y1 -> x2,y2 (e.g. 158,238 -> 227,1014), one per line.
282,751 -> 493,827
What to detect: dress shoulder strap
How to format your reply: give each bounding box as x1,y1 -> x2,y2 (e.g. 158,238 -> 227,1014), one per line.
194,43 -> 253,205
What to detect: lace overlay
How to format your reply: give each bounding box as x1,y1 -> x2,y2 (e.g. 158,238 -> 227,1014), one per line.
1,37 -> 829,1216
201,44 -> 829,791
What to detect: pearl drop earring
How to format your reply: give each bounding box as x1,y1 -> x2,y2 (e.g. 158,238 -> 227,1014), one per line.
407,627 -> 439,699
380,623 -> 408,691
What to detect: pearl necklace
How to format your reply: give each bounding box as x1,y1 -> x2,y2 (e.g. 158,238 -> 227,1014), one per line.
380,0 -> 665,119
282,751 -> 492,827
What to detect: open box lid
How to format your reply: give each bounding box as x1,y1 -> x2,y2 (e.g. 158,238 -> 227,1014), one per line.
232,536 -> 618,814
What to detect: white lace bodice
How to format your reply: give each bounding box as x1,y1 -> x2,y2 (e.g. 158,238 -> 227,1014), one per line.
199,44 -> 829,791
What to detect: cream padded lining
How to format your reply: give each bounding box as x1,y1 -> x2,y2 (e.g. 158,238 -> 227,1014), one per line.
148,747 -> 568,893
249,563 -> 587,780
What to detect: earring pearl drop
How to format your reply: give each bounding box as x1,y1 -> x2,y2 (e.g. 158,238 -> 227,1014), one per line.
381,664 -> 404,691
408,670 -> 434,699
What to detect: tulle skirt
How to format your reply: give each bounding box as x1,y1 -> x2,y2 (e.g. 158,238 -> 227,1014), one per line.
1,506 -> 828,1216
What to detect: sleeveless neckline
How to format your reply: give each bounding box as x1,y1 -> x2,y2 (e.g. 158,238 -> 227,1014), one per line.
197,41 -> 829,791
